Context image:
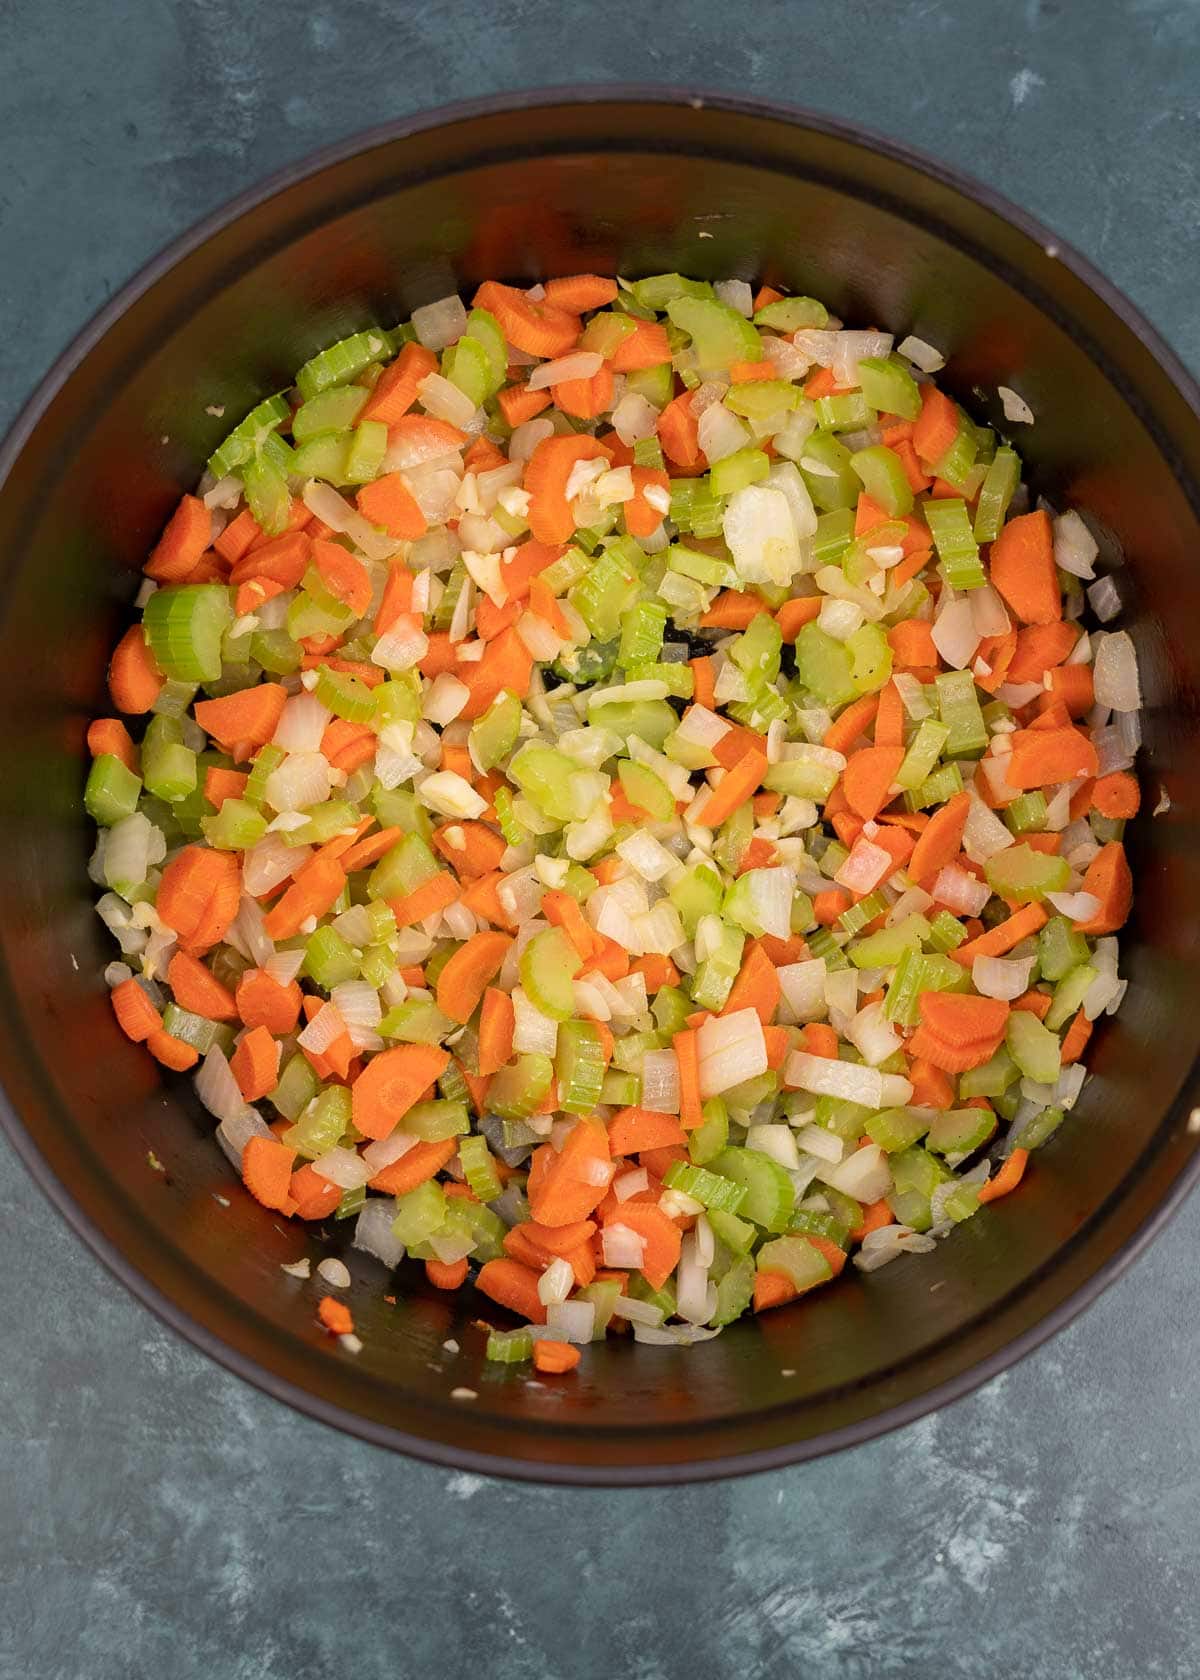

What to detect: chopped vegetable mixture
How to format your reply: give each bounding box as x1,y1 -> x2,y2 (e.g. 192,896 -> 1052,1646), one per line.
87,272 -> 1141,1362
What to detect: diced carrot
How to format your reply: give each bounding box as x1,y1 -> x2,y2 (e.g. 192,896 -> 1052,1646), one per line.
609,318 -> 673,371
475,1256 -> 547,1323
812,889 -> 850,928
907,1057 -> 954,1110
87,718 -> 138,773
1075,841 -> 1133,935
1060,1008 -> 1093,1065
696,749 -> 768,828
354,471 -> 428,540
533,1340 -> 581,1373
156,845 -> 241,954
230,1025 -> 281,1102
351,1043 -> 451,1140
317,1296 -> 354,1335
977,1148 -> 1029,1203
953,902 -> 1048,963
607,1107 -> 687,1155
803,1022 -> 839,1059
167,951 -> 238,1022
389,869 -> 459,928
368,1137 -> 457,1195
874,680 -> 906,750
912,384 -> 960,465
473,281 -> 580,358
553,362 -> 615,420
110,977 -> 162,1043
497,382 -> 552,426
426,1256 -> 470,1291
228,529 -> 310,588
194,683 -> 288,753
359,341 -> 438,425
699,590 -> 767,630
147,1029 -> 200,1071
823,693 -> 880,755
262,856 -> 347,941
657,391 -> 705,471
528,1118 -> 611,1227
753,1271 -> 797,1312
842,743 -> 905,821
435,931 -> 512,1025
919,991 -> 1009,1046
721,940 -> 781,1026
241,1136 -> 295,1211
989,510 -> 1061,625
907,791 -> 971,887
1091,771 -> 1140,820
145,494 -> 212,582
290,1163 -> 342,1221
108,624 -> 164,714
1012,989 -> 1053,1020
311,538 -> 372,617
1006,726 -> 1099,789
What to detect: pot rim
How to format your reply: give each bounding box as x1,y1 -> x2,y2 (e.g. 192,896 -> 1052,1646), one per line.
2,84 -> 1198,1485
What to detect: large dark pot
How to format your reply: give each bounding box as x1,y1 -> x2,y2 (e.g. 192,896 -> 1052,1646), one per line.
1,90 -> 1197,1484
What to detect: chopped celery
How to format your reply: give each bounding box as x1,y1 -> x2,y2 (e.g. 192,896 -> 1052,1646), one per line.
1046,963 -> 1098,1031
1038,916 -> 1091,982
896,719 -> 950,789
846,623 -> 893,694
85,755 -> 142,826
904,761 -> 965,812
687,1098 -> 729,1167
793,622 -> 859,708
269,1054 -> 319,1122
866,1107 -> 932,1152
855,355 -> 922,421
296,327 -> 392,402
709,1147 -> 795,1232
958,1044 -> 1020,1098
849,914 -> 928,968
925,499 -> 985,591
487,1327 -> 534,1363
850,444 -> 914,517
488,1053 -> 554,1119
202,796 -> 267,851
837,889 -> 889,937
690,921 -> 745,1012
304,925 -> 360,990
588,698 -> 677,751
710,448 -> 771,497
379,997 -> 455,1043
370,833 -> 439,900
798,431 -> 859,511
984,843 -> 1070,903
630,273 -> 716,310
556,1020 -> 607,1114
669,864 -> 724,937
816,392 -> 873,433
711,1256 -> 756,1326
885,948 -> 970,1025
724,381 -> 803,419
161,1003 -> 232,1056
661,1159 -> 748,1214
813,507 -> 856,567
665,295 -> 761,370
973,445 -> 1021,543
886,1146 -> 951,1233
284,1085 -> 351,1158
927,1106 -> 996,1155
293,386 -> 368,439
935,670 -> 988,756
1005,1010 -> 1062,1084
1011,1104 -> 1065,1151
1004,791 -> 1048,835
241,453 -> 292,535
789,1207 -> 852,1249
401,1100 -> 470,1141
142,586 -> 232,684
618,599 -> 667,667
391,1179 -> 448,1247
207,391 -> 292,479
312,666 -> 377,724
756,1235 -> 832,1292
754,295 -> 828,331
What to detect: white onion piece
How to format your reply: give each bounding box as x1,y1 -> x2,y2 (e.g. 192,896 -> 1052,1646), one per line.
1087,574 -> 1122,623
243,833 -> 310,896
545,1299 -> 596,1344
970,584 -> 1010,638
817,1142 -> 893,1203
527,351 -> 602,390
962,793 -> 1016,863
847,1001 -> 902,1066
776,958 -> 828,1023
932,864 -> 991,917
784,1053 -> 912,1110
301,479 -> 397,561
411,293 -> 468,350
932,595 -> 981,670
603,1224 -> 648,1268
697,1008 -> 768,1098
272,692 -> 332,754
264,751 -> 332,814
1046,890 -> 1102,923
998,386 -> 1034,424
611,390 -> 660,443
972,954 -> 1035,1000
697,403 -> 752,463
361,1130 -> 420,1174
197,1046 -> 259,1128
641,1048 -> 681,1113
898,334 -> 945,372
264,948 -> 305,986
1053,510 -> 1099,580
1093,630 -> 1140,712
353,1200 -> 405,1267
298,1002 -> 347,1054
312,1147 -> 373,1191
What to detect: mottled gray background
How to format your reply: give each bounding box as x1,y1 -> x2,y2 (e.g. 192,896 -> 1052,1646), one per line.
2,2 -> 1198,1677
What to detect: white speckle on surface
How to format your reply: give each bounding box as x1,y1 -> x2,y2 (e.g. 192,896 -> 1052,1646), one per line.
450,1387 -> 477,1402
698,230 -> 714,239
1188,1108 -> 1200,1135
446,1472 -> 484,1500
212,1193 -> 230,1207
338,1332 -> 362,1354
280,1258 -> 311,1279
69,953 -> 78,970
204,404 -> 225,418
1010,67 -> 1045,106
442,1338 -> 460,1354
1154,786 -> 1171,815
316,1257 -> 350,1289
780,1368 -> 796,1377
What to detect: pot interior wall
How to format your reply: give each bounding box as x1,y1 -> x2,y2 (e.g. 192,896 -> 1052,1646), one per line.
1,98 -> 1197,1478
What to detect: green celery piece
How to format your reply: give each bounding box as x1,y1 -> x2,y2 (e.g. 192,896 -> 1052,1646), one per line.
624,660 -> 694,698
904,761 -> 965,812
710,1147 -> 795,1232
141,716 -> 197,805
850,444 -> 914,517
927,1106 -> 996,1156
884,948 -> 969,1025
925,499 -> 985,590
150,677 -> 200,719
690,923 -> 746,1012
789,1207 -> 852,1249
293,385 -> 368,440
296,328 -> 392,402
1038,915 -> 1090,982
284,798 -> 359,848
797,431 -> 859,511
617,759 -> 674,822
143,586 -> 232,684
343,420 -> 387,484
303,925 -> 360,990
706,1205 -> 756,1256
932,415 -> 979,493
688,1098 -> 730,1167
763,757 -> 839,800
85,755 -> 142,826
241,452 -> 291,535
651,985 -> 691,1037
984,842 -> 1070,903
469,690 -> 522,772
846,623 -> 893,694
927,909 -> 967,953
400,1100 -> 470,1141
551,635 -> 618,685
1010,1104 -> 1065,1152
284,1085 -> 352,1158
973,445 -> 1021,543
569,544 -> 641,640
370,833 -> 439,900
207,391 -> 292,479
848,913 -> 928,967
724,380 -> 803,420
269,1053 -> 319,1122
896,719 -> 950,789
669,864 -> 724,937
1004,791 -> 1048,835
666,294 -> 762,371
441,334 -> 493,405
935,670 -> 987,756
312,666 -> 377,724
1005,1010 -> 1062,1084
618,599 -> 668,667
661,1160 -> 748,1214
630,273 -> 716,310
588,698 -> 677,751
813,506 -> 856,567
815,392 -> 872,433
487,1327 -> 534,1364
855,355 -> 922,421
201,796 -> 266,851
755,1235 -> 833,1292
957,1043 -> 1020,1098
251,628 -> 303,675
1045,964 -> 1098,1032
711,1256 -> 756,1326
709,448 -> 771,496
556,1021 -> 607,1114
667,542 -> 736,588
754,295 -> 828,331
886,1145 -> 952,1233
488,1053 -> 554,1120
581,311 -> 637,356
942,1182 -> 982,1224
391,1179 -> 448,1247
379,997 -> 455,1043
793,622 -> 859,708
464,307 -> 507,389
632,435 -> 665,470
866,1107 -> 932,1152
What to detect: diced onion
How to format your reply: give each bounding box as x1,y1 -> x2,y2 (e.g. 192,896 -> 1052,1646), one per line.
545,1300 -> 596,1344
311,1147 -> 373,1191
272,692 -> 332,754
641,1048 -> 681,1113
817,1141 -> 893,1204
697,1008 -> 768,1098
411,293 -> 468,350
784,1052 -> 912,1111
603,1224 -> 648,1268
998,385 -> 1035,424
972,954 -> 1035,1000
932,864 -> 991,917
898,335 -> 945,373
353,1200 -> 405,1268
527,351 -> 602,390
1046,890 -> 1102,923
1054,510 -> 1099,580
1093,630 -> 1140,713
